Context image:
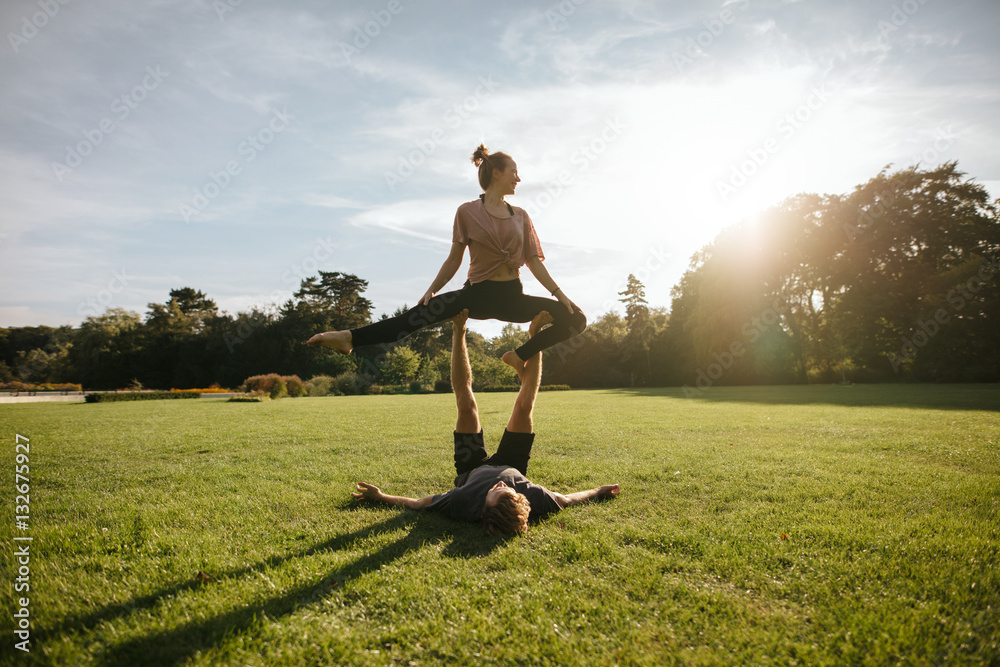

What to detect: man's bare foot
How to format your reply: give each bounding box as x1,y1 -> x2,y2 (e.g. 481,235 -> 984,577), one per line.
305,330 -> 353,354
451,309 -> 470,328
502,350 -> 525,382
529,310 -> 553,337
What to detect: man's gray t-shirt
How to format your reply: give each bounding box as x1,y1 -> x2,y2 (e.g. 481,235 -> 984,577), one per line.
426,465 -> 561,522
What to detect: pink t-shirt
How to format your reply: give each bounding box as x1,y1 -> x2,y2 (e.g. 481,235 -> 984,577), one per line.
452,198 -> 545,284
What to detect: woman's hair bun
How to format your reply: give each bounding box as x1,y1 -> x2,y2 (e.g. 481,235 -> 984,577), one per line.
471,143 -> 490,167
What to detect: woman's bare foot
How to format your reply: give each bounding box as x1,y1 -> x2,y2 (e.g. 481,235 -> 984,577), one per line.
305,330 -> 353,354
501,350 -> 525,382
529,310 -> 553,336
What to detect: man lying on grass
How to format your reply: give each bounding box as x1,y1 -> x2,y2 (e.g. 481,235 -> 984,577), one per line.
352,309 -> 619,536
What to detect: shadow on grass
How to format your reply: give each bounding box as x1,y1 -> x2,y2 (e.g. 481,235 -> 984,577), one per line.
616,383 -> 1000,412
42,506 -> 508,667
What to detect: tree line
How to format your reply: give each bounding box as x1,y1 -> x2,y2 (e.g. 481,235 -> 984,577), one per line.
2,163 -> 997,391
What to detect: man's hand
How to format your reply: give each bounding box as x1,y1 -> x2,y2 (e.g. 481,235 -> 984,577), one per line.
352,481 -> 383,502
597,483 -> 620,498
451,308 -> 470,328
352,482 -> 434,510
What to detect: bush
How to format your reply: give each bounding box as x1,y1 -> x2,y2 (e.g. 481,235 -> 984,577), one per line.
228,394 -> 269,403
283,375 -> 306,398
409,380 -> 429,394
2,381 -> 83,393
304,375 -> 334,397
333,372 -> 372,396
474,384 -> 572,393
171,385 -> 231,394
243,374 -> 287,399
85,391 -> 200,403
434,379 -> 452,393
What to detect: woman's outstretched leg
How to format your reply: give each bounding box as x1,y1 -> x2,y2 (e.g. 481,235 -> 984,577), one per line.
306,329 -> 353,352
307,289 -> 468,352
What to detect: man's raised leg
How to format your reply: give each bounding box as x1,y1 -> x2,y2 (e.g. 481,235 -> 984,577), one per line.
450,309 -> 489,478
506,311 -> 552,434
451,309 -> 480,435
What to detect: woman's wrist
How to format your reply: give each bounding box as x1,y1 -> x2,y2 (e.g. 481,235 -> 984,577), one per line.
551,287 -> 562,296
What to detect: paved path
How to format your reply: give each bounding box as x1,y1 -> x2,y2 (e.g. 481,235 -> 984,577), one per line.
0,393 -> 242,404
0,394 -> 86,403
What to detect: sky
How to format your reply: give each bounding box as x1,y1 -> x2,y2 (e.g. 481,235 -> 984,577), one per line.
1,0 -> 998,339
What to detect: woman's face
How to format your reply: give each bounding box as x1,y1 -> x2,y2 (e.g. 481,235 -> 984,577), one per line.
493,161 -> 520,196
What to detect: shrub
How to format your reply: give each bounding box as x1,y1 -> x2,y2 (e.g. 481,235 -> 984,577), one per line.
2,381 -> 83,393
474,384 -> 572,393
228,394 -> 270,403
243,374 -> 287,399
333,372 -> 372,396
85,391 -> 200,403
1,381 -> 29,392
282,375 -> 306,398
171,385 -> 231,394
434,379 -> 452,393
409,381 -> 430,394
381,347 -> 421,385
304,375 -> 334,397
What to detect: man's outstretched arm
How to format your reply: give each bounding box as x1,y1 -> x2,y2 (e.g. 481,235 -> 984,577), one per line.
352,482 -> 434,510
554,483 -> 620,509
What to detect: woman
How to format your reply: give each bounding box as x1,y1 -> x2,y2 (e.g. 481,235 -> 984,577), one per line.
306,144 -> 587,378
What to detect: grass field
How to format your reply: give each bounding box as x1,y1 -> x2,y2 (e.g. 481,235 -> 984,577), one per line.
1,385 -> 998,666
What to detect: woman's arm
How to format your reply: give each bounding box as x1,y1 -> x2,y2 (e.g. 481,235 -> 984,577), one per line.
420,242 -> 466,306
525,256 -> 578,315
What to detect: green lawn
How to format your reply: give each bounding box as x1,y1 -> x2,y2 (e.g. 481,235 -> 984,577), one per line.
1,385 -> 998,666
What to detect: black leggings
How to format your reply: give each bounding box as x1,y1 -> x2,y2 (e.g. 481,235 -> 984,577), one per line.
350,279 -> 587,360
